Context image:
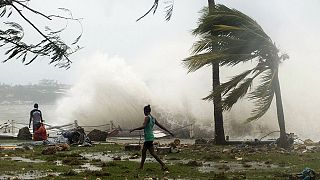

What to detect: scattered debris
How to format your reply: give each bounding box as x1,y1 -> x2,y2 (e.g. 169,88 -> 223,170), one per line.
157,147 -> 171,155
56,143 -> 70,151
42,146 -> 57,155
61,126 -> 92,146
304,139 -> 315,146
297,167 -> 316,180
42,144 -> 70,155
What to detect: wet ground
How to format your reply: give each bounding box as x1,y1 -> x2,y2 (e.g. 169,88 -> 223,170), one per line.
1,139 -> 320,179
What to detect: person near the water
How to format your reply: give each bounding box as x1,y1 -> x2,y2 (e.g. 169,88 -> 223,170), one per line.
130,105 -> 174,170
29,103 -> 43,133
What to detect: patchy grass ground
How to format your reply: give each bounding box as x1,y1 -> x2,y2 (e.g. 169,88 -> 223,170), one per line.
0,141 -> 319,179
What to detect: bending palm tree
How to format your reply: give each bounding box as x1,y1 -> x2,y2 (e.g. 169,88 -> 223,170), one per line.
184,5 -> 289,148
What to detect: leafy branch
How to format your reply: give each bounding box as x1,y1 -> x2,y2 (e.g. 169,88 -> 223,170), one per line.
0,0 -> 82,68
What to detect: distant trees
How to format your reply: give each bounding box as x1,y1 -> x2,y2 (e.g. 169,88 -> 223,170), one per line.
184,5 -> 289,148
0,80 -> 70,104
0,0 -> 82,68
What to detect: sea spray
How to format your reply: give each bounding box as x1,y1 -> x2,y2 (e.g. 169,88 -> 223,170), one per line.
55,54 -> 152,128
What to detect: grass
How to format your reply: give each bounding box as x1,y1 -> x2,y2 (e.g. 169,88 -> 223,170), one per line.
0,142 -> 320,179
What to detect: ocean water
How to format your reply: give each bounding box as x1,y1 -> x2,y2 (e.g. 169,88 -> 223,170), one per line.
0,104 -> 58,134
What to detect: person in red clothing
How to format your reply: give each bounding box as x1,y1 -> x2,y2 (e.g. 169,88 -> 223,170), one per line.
33,123 -> 47,141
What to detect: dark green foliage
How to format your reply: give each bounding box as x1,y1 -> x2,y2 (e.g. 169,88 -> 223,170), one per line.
0,0 -> 82,68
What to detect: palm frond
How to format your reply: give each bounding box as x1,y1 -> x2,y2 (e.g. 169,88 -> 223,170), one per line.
247,70 -> 275,121
183,52 -> 218,73
136,0 -> 159,22
191,34 -> 246,54
222,78 -> 254,110
204,69 -> 254,101
164,0 -> 174,21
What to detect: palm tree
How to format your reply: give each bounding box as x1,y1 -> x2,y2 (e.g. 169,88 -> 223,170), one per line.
137,0 -> 227,144
207,0 -> 226,145
183,5 -> 289,148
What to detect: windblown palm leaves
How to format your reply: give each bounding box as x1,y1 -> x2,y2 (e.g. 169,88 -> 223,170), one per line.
184,5 -> 288,121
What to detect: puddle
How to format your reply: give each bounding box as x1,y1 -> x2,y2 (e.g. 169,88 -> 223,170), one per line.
198,161 -> 280,173
81,163 -> 102,171
1,156 -> 45,163
81,152 -> 283,173
0,171 -> 60,179
73,163 -> 102,173
81,152 -> 156,163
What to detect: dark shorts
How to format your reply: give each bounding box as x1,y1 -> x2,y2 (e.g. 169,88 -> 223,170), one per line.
143,141 -> 154,149
33,122 -> 41,133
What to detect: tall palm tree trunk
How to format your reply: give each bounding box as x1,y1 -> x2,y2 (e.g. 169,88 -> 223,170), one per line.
274,68 -> 287,148
208,0 -> 226,144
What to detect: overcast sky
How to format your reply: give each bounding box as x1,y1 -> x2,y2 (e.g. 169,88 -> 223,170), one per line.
1,0 -> 319,85
1,0 -> 320,138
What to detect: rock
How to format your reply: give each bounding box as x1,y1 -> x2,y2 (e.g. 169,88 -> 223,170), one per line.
157,147 -> 171,155
222,148 -> 231,154
173,139 -> 181,146
125,144 -> 141,151
17,127 -> 32,140
113,156 -> 121,160
242,163 -> 252,168
56,143 -> 70,151
87,129 -> 108,141
195,138 -> 207,145
42,146 -> 57,155
129,154 -> 140,159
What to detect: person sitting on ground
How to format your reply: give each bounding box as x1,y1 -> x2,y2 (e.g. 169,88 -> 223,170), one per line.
33,122 -> 47,141
29,103 -> 43,133
130,105 -> 174,170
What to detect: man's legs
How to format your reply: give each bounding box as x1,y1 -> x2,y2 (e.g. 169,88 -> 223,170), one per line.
139,144 -> 147,169
148,145 -> 166,169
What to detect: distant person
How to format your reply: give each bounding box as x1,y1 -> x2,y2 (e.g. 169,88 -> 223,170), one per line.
29,103 -> 43,133
130,105 -> 174,170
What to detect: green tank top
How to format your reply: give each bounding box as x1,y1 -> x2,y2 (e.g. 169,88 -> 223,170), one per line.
144,115 -> 155,142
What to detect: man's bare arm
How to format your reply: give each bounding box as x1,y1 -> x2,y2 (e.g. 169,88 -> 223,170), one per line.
130,117 -> 148,133
155,120 -> 174,136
